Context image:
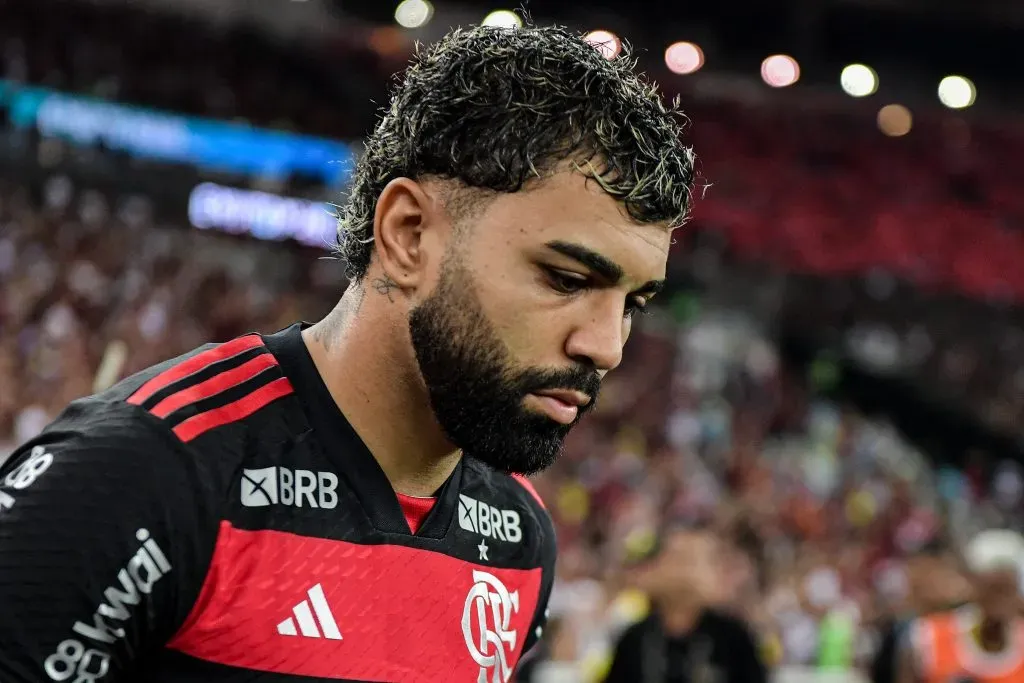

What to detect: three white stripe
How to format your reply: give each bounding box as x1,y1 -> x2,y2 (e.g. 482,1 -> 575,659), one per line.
276,583 -> 343,640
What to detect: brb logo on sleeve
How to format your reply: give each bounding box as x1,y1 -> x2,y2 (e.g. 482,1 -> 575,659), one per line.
240,467 -> 339,510
458,495 -> 521,543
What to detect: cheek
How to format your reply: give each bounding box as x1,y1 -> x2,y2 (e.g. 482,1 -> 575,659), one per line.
467,260 -> 568,364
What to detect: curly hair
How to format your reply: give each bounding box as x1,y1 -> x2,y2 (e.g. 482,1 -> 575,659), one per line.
336,22 -> 696,281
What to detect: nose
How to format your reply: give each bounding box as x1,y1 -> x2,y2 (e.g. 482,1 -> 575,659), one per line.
564,300 -> 626,373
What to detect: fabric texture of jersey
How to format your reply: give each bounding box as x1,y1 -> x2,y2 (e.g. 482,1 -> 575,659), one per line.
0,323 -> 557,683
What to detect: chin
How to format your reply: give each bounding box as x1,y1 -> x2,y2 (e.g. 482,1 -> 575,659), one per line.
473,443 -> 564,477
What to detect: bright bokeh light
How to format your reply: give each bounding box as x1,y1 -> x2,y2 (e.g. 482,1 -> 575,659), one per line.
761,55 -> 800,88
938,75 -> 976,109
665,42 -> 704,75
840,64 -> 878,97
394,0 -> 433,29
877,104 -> 913,137
584,30 -> 621,60
481,10 -> 521,29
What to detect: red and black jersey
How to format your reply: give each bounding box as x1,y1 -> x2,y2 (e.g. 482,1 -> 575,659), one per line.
0,323 -> 556,683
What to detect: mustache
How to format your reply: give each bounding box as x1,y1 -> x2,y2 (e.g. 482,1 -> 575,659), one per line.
516,364 -> 602,403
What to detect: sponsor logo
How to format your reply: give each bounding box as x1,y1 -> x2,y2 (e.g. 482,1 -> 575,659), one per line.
1,445 -> 54,512
458,495 -> 522,543
463,570 -> 520,683
240,466 -> 339,510
44,529 -> 171,682
275,583 -> 343,641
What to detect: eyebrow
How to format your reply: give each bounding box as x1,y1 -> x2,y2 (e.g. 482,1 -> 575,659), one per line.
545,240 -> 665,294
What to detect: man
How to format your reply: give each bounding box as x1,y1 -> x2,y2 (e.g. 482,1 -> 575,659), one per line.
899,529 -> 1024,683
0,22 -> 695,683
871,537 -> 967,683
603,525 -> 768,683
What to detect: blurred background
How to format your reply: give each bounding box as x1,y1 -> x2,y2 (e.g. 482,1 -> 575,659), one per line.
1,0 -> 1023,681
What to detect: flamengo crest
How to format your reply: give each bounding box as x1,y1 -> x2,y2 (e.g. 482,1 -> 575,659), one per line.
462,570 -> 520,683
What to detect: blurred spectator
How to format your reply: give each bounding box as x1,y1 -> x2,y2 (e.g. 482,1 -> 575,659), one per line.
602,524 -> 768,683
897,530 -> 1024,683
869,537 -> 967,683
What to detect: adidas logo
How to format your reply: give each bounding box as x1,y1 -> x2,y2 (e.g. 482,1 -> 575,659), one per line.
276,583 -> 343,640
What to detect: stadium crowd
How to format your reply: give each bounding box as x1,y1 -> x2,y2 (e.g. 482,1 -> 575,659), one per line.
2,173 -> 1021,681
3,1 -> 1024,681
0,0 -> 374,139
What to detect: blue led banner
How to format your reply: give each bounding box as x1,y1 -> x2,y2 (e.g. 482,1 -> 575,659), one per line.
0,81 -> 354,187
187,182 -> 338,250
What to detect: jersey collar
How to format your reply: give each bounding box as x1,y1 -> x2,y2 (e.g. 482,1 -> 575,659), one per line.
262,322 -> 462,539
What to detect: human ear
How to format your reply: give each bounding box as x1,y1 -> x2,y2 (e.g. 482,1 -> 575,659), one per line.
372,177 -> 437,291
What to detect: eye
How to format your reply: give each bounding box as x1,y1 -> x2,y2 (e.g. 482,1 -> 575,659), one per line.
624,296 -> 649,319
544,268 -> 588,295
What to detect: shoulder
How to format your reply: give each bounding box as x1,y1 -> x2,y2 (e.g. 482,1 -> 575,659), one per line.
614,611 -> 659,647
8,389 -> 185,474
0,389 -> 222,522
106,332 -> 301,460
5,333 -> 296,499
112,333 -> 296,445
0,385 -> 223,576
506,472 -> 553,539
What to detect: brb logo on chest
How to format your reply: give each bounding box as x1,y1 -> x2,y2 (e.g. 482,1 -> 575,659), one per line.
458,494 -> 521,543
241,467 -> 339,509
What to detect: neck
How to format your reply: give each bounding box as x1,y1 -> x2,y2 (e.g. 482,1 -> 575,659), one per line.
658,599 -> 703,637
302,285 -> 461,497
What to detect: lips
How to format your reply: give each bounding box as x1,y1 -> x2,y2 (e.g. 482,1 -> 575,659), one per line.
526,388 -> 593,425
531,388 -> 592,408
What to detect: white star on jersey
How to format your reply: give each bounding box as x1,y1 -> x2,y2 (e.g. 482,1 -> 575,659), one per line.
477,539 -> 489,561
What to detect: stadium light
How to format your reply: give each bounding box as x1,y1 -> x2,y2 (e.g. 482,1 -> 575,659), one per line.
665,42 -> 704,75
761,55 -> 800,88
584,30 -> 622,60
481,10 -> 522,28
394,0 -> 433,29
938,75 -> 976,110
840,64 -> 878,97
877,104 -> 912,137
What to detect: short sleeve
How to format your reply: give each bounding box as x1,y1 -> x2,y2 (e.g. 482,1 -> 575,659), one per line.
0,400 -> 220,682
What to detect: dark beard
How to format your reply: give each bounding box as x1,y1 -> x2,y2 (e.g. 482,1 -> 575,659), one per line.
408,257 -> 600,475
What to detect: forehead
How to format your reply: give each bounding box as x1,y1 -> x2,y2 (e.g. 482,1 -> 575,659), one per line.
662,529 -> 716,556
468,169 -> 673,282
976,568 -> 1020,586
908,554 -> 944,570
